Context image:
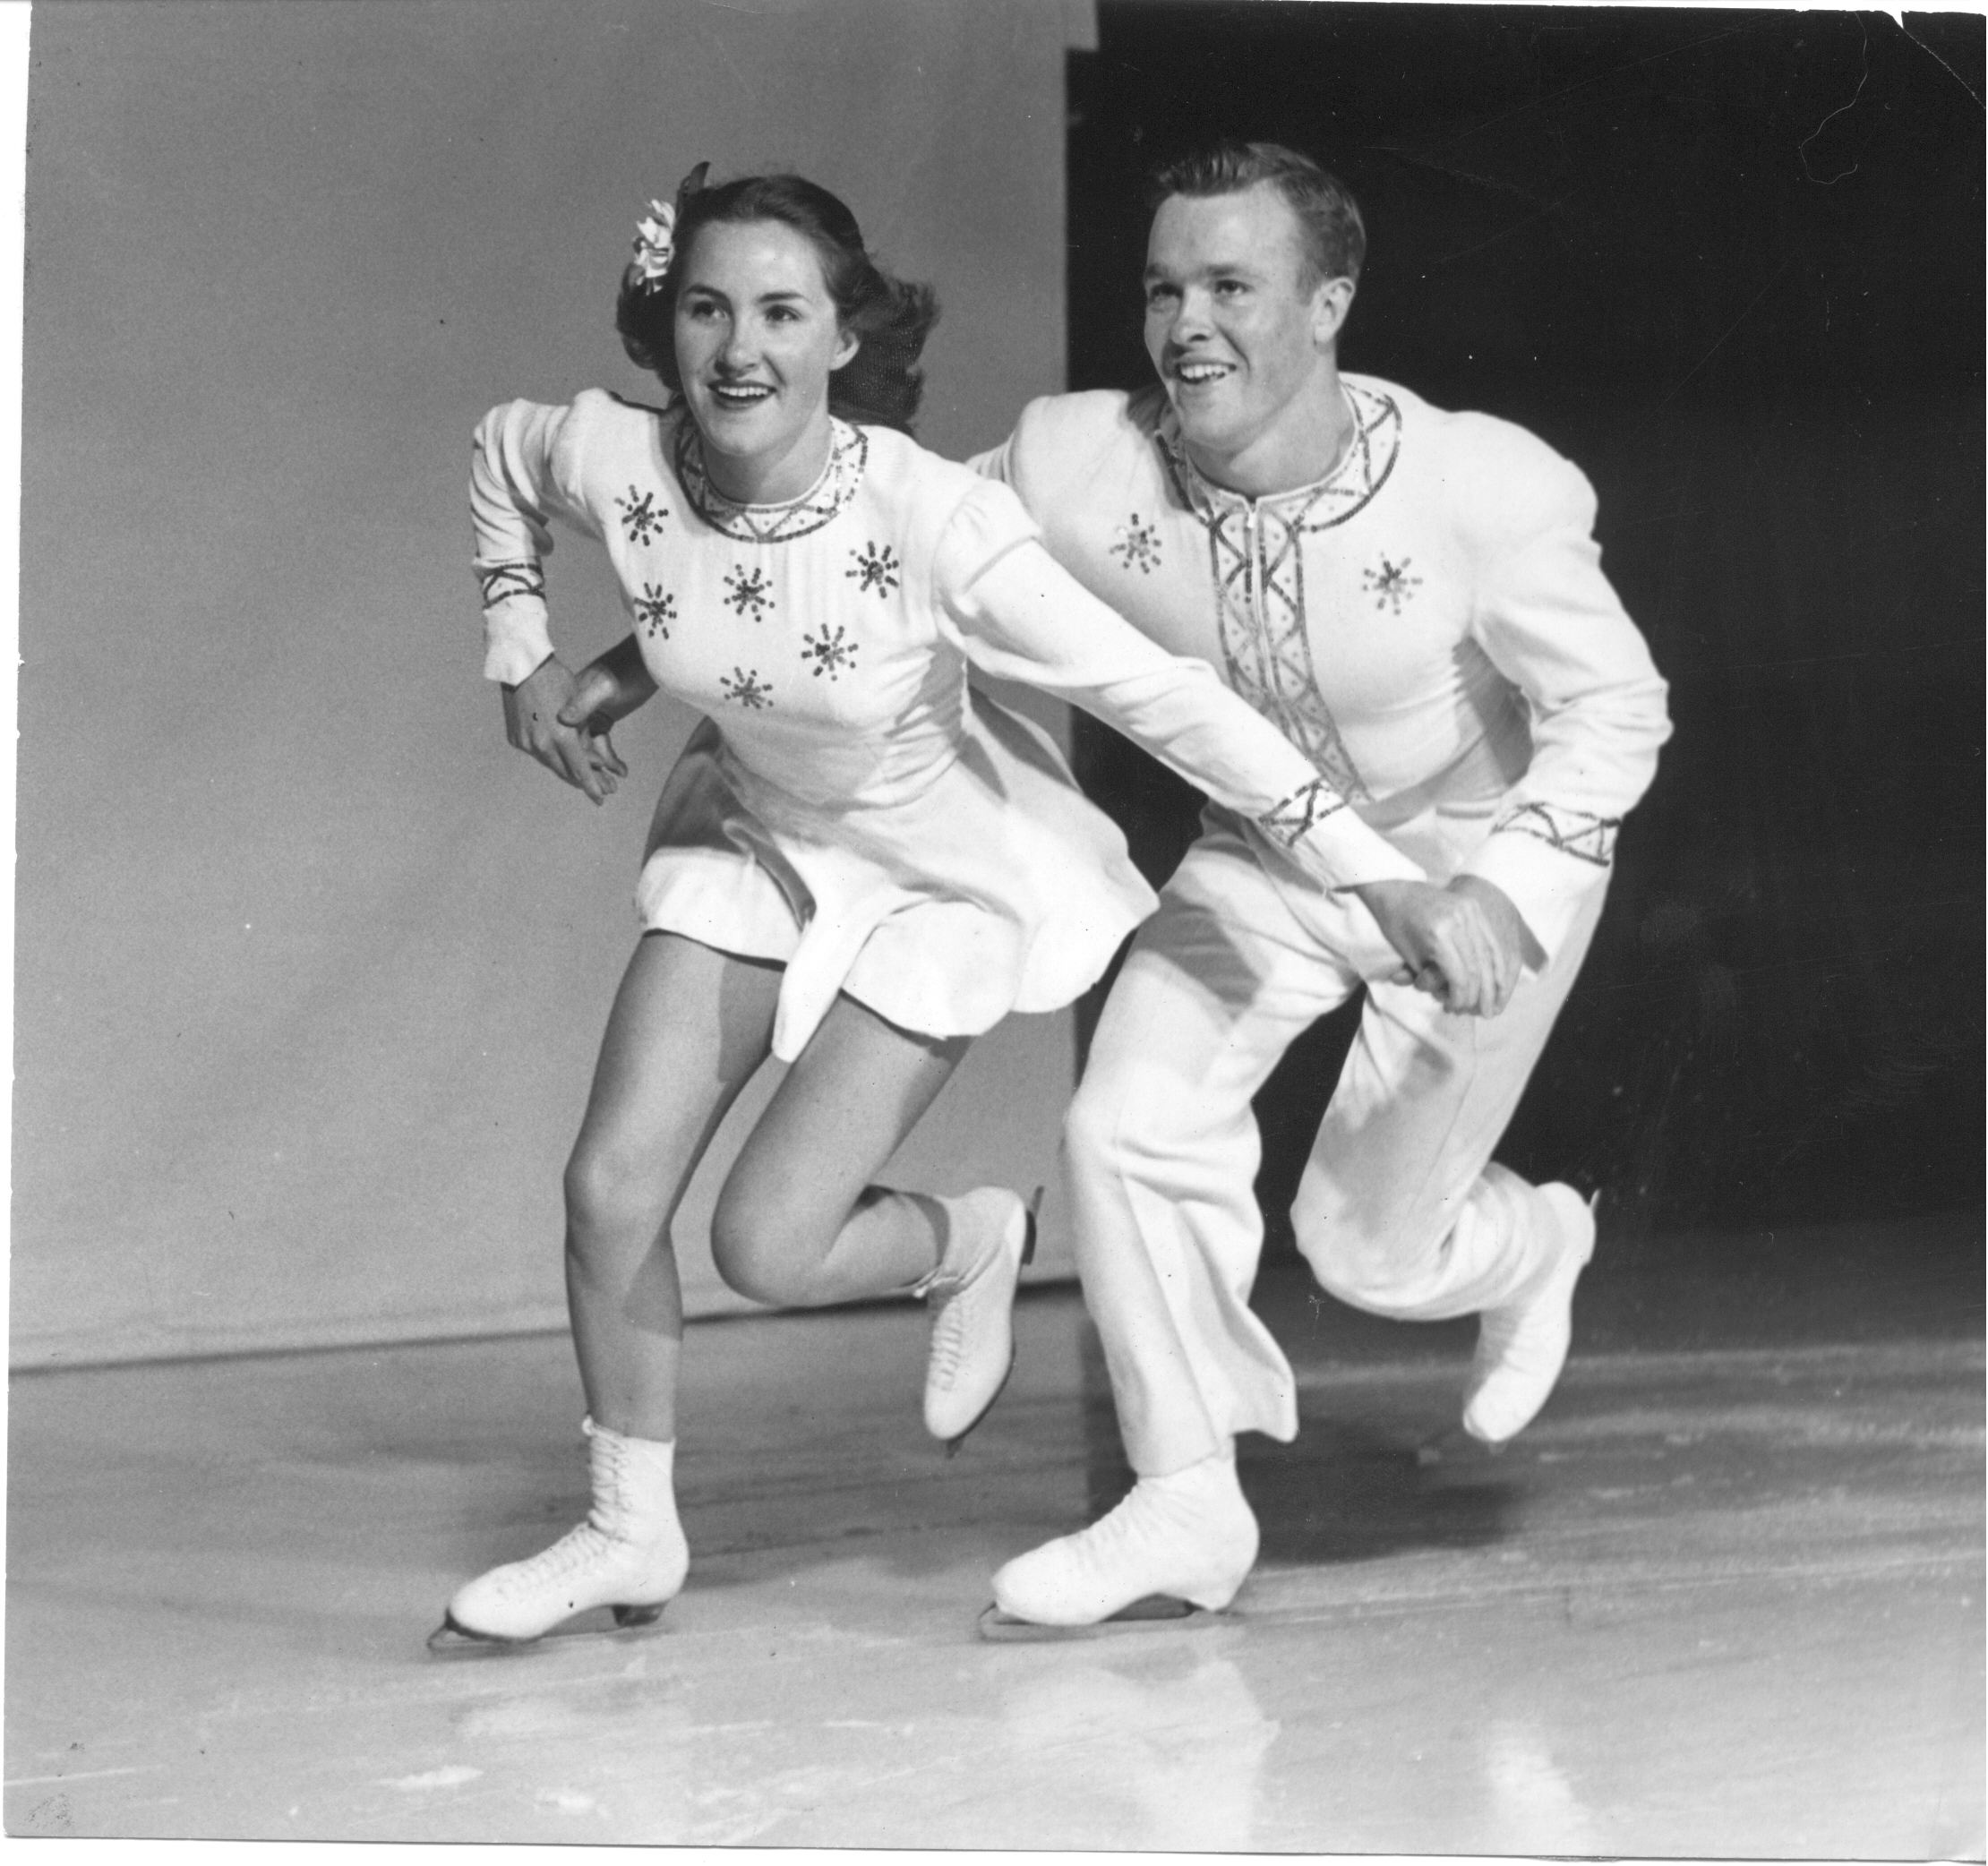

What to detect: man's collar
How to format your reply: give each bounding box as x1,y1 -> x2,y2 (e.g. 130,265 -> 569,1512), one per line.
1154,380 -> 1403,530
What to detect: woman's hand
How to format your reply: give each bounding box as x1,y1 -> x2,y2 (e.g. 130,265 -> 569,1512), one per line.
501,653 -> 627,804
1350,876 -> 1539,1018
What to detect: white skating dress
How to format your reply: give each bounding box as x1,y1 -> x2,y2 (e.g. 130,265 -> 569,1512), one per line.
472,391 -> 1419,1060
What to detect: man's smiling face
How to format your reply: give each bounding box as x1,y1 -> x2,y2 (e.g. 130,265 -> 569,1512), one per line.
1143,183 -> 1344,476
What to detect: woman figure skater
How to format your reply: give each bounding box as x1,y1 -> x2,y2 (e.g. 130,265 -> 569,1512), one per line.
437,166 -> 1410,1647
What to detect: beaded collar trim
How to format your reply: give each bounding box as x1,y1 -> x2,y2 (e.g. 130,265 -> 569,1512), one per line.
672,417 -> 869,544
1157,379 -> 1401,532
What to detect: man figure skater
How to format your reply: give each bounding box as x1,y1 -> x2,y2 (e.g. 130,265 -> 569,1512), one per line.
973,142 -> 1670,1629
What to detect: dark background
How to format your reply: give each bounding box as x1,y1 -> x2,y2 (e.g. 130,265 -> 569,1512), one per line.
1062,4 -> 1984,1251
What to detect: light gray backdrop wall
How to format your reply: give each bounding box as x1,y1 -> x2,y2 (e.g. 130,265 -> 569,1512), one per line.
13,0 -> 1094,1366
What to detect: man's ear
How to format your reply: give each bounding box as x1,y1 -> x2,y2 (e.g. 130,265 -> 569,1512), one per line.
1312,276 -> 1355,349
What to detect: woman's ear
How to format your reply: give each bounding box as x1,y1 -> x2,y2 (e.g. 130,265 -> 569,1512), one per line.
832,329 -> 862,371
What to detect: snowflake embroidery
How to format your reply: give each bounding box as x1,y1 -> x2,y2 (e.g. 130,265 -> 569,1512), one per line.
719,667 -> 773,710
723,564 -> 775,621
801,625 -> 859,681
1109,513 -> 1163,576
616,485 -> 666,545
845,542 -> 901,597
1362,554 -> 1423,613
633,584 -> 677,641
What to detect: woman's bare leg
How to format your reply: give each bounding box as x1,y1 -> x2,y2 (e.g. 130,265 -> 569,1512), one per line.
438,932 -> 780,1645
563,932 -> 781,1441
710,993 -> 974,1305
711,994 -> 1036,1446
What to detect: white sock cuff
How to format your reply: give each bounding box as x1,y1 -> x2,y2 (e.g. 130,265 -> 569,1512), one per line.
583,1417 -> 677,1462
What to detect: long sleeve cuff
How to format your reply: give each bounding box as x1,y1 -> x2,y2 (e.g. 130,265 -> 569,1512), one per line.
1461,809 -> 1615,963
1260,778 -> 1428,891
481,593 -> 555,686
471,398 -> 578,683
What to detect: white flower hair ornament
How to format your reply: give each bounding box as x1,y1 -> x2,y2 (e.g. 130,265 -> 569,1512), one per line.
630,201 -> 678,293
629,162 -> 711,296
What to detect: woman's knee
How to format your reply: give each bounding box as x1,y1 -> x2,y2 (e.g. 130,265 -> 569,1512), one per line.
563,1133 -> 673,1254
707,1176 -> 834,1306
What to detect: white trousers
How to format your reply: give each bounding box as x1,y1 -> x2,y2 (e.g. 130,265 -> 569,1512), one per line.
1063,811 -> 1605,1476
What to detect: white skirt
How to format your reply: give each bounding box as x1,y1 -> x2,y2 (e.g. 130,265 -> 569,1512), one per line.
634,690 -> 1158,1060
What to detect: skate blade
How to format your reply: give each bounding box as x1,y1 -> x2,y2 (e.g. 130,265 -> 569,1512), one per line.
945,1349 -> 1016,1459
976,1595 -> 1220,1642
941,1185 -> 1044,1459
1020,1182 -> 1044,1266
424,1601 -> 667,1656
1417,1425 -> 1507,1468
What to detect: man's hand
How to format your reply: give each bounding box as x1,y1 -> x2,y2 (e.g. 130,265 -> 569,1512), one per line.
1350,875 -> 1542,1018
501,654 -> 627,805
560,635 -> 658,744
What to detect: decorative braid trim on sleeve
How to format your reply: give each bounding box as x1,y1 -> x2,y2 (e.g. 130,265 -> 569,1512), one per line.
1493,801 -> 1620,867
1261,777 -> 1349,849
478,561 -> 547,608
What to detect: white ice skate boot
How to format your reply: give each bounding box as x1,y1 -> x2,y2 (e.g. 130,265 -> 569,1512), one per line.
983,1449 -> 1259,1637
430,1418 -> 687,1650
913,1186 -> 1040,1454
1461,1183 -> 1597,1446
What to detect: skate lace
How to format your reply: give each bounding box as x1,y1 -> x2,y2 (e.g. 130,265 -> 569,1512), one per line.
914,1190 -> 1035,1392
481,1429 -> 655,1600
921,1269 -> 981,1391
488,1520 -> 619,1597
587,1425 -> 639,1524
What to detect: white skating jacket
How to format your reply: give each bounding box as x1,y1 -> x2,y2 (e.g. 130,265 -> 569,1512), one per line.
973,376 -> 1672,961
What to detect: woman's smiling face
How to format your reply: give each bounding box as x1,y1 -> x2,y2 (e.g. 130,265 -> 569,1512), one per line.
673,218 -> 859,503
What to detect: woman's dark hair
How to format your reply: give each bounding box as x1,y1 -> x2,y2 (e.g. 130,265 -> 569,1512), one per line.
616,171 -> 938,433
1147,141 -> 1366,288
